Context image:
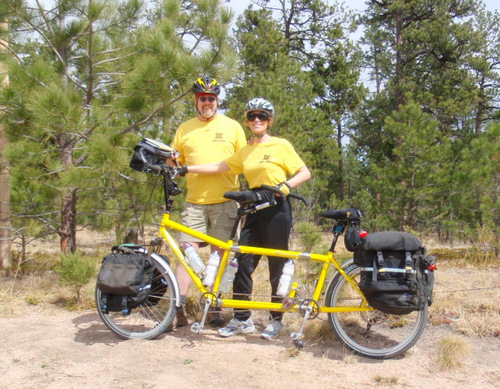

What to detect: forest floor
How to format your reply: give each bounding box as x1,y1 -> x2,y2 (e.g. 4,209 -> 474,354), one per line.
0,232 -> 499,388
0,303 -> 499,389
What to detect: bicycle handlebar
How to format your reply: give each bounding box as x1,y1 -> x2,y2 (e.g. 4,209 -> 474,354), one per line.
260,185 -> 309,206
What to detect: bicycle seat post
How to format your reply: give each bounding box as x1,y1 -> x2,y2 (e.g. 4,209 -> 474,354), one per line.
229,212 -> 243,241
329,223 -> 345,252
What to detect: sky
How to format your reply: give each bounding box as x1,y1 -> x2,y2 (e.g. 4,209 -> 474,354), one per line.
227,0 -> 499,17
222,0 -> 498,90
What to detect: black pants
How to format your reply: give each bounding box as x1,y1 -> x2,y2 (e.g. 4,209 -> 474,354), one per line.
233,197 -> 292,322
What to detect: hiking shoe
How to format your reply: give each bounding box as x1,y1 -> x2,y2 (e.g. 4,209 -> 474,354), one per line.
207,310 -> 226,328
175,306 -> 188,327
261,320 -> 281,340
166,306 -> 188,332
218,317 -> 255,338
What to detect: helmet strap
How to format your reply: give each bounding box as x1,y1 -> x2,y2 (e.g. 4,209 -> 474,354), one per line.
253,130 -> 268,138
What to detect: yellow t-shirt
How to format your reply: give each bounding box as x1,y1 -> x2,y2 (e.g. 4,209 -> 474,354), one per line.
225,137 -> 305,189
173,114 -> 246,204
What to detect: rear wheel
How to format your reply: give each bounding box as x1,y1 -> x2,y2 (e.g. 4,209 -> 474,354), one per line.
96,255 -> 177,339
325,261 -> 428,359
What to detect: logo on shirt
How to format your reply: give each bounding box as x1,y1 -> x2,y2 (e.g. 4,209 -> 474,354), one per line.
213,133 -> 225,142
259,154 -> 271,164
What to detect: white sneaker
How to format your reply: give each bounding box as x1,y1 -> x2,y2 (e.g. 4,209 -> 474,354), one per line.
218,317 -> 255,337
261,320 -> 281,340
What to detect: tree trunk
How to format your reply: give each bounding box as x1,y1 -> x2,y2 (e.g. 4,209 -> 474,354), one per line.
60,139 -> 77,252
0,22 -> 12,269
475,74 -> 485,135
337,122 -> 344,201
60,188 -> 77,252
394,6 -> 405,110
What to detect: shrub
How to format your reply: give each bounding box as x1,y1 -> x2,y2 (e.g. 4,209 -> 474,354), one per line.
54,251 -> 98,304
435,335 -> 471,370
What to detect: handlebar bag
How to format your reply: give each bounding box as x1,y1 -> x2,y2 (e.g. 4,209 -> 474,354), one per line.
130,138 -> 172,173
355,231 -> 436,315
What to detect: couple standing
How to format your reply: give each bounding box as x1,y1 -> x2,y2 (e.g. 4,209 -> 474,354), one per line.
170,77 -> 311,340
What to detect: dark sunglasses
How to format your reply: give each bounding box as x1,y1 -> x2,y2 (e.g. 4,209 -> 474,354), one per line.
199,96 -> 217,102
247,112 -> 270,122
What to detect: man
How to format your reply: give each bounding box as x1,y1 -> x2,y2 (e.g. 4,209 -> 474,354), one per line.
170,77 -> 246,328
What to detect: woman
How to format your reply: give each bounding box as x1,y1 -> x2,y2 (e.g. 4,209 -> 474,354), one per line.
182,98 -> 311,340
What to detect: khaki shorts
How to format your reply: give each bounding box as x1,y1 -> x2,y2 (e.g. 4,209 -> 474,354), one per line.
179,201 -> 239,244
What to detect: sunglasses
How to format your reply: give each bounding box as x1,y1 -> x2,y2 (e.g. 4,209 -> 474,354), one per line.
247,112 -> 270,122
199,96 -> 217,102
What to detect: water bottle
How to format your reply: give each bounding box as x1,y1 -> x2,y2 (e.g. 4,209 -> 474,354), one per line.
203,251 -> 220,286
219,258 -> 239,293
277,260 -> 295,297
183,243 -> 206,276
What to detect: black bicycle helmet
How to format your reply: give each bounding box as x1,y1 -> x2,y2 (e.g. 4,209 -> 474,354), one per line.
192,77 -> 221,96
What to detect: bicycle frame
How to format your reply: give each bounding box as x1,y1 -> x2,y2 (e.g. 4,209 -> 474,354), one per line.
158,212 -> 371,315
97,150 -> 430,358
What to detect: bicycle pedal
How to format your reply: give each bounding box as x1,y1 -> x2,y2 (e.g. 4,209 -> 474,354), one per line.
190,322 -> 204,334
290,332 -> 304,341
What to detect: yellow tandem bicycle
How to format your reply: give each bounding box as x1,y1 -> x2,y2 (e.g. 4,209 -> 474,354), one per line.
95,139 -> 428,359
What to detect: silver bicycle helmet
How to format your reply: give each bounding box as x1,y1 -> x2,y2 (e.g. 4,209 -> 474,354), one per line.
244,98 -> 275,118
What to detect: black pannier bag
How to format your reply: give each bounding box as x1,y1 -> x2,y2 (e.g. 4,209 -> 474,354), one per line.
354,231 -> 436,315
130,138 -> 174,173
97,250 -> 154,314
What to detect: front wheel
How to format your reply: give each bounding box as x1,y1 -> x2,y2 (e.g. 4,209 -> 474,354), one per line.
96,254 -> 178,339
325,261 -> 428,359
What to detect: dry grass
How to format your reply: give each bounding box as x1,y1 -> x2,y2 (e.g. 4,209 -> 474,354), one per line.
302,319 -> 337,344
0,271 -> 84,316
428,263 -> 500,337
2,227 -> 500,345
373,375 -> 399,386
434,335 -> 471,370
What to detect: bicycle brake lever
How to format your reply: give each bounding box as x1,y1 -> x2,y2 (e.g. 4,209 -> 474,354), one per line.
261,184 -> 285,198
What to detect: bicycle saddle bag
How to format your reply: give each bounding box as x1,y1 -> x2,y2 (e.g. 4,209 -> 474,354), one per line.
97,251 -> 154,313
355,231 -> 436,315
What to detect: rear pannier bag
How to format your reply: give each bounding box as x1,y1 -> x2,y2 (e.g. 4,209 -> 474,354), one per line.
97,251 -> 154,314
354,231 -> 436,315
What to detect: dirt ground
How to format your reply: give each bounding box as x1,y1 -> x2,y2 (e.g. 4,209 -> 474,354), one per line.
0,304 -> 499,389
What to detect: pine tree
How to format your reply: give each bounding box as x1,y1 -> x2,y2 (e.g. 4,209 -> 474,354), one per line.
353,0 -> 496,237
226,7 -> 330,214
0,0 -> 237,251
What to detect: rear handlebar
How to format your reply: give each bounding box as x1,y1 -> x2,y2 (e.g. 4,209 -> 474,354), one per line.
260,184 -> 308,206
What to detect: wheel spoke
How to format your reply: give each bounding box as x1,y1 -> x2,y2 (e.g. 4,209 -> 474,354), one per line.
325,261 -> 428,359
96,257 -> 177,339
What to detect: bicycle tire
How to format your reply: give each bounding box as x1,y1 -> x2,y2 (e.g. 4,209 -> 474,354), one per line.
325,260 -> 428,359
96,254 -> 178,340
